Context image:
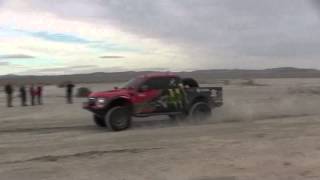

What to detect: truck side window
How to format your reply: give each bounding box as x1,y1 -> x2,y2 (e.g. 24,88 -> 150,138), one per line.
143,77 -> 172,89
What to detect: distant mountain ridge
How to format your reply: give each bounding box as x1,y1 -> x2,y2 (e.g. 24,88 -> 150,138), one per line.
1,67 -> 320,85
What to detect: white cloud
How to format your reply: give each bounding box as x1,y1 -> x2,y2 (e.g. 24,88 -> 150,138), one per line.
0,3 -> 186,75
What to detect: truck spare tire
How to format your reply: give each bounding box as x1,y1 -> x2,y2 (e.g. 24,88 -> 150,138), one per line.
182,78 -> 199,88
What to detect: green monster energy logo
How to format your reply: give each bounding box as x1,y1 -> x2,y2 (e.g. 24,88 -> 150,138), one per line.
167,88 -> 184,110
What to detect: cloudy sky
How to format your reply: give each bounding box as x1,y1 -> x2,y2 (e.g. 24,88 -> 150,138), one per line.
0,0 -> 320,75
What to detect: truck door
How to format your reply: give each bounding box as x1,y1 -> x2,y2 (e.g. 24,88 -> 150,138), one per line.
165,77 -> 185,112
133,77 -> 184,114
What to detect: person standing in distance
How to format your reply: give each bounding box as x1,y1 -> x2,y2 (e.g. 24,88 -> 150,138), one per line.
66,81 -> 75,104
4,83 -> 14,107
36,84 -> 43,105
19,85 -> 27,106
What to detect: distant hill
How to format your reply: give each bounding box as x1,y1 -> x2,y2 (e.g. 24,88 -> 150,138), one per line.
1,67 -> 320,85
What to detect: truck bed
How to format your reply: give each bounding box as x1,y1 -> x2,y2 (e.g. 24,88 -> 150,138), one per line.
184,86 -> 223,107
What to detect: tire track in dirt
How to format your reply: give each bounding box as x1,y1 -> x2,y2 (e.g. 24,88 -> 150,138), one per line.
217,113 -> 313,123
0,113 -> 313,135
0,125 -> 96,134
1,147 -> 164,164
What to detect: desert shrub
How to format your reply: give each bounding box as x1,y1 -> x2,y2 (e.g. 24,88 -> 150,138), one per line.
198,79 -> 230,85
241,79 -> 266,86
222,80 -> 230,85
57,82 -> 67,88
242,79 -> 255,86
76,87 -> 92,97
288,87 -> 320,95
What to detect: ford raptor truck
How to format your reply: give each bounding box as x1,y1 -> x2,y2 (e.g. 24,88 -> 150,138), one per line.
83,72 -> 223,131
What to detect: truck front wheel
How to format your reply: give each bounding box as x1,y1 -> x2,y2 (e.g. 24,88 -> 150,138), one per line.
189,102 -> 212,120
106,106 -> 132,131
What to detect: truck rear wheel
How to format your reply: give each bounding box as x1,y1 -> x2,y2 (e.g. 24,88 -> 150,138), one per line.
106,106 -> 131,131
189,102 -> 212,120
93,115 -> 107,127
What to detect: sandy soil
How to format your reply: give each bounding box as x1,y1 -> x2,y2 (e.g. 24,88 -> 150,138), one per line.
1,78 -> 320,180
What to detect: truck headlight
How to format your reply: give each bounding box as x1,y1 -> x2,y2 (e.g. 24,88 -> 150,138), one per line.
96,98 -> 107,108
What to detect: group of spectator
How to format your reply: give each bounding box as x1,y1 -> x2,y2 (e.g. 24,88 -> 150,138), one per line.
3,82 -> 75,108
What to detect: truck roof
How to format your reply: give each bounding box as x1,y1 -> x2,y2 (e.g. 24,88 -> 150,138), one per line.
138,72 -> 178,79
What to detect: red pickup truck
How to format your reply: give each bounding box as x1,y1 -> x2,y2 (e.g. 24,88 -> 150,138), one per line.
83,72 -> 223,131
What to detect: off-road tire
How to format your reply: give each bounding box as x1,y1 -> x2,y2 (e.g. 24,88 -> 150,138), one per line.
106,106 -> 131,131
189,102 -> 212,120
93,115 -> 107,127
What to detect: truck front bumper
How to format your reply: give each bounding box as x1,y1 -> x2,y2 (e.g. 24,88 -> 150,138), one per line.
83,102 -> 106,116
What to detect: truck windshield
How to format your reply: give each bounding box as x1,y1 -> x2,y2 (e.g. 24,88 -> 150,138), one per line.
122,77 -> 144,89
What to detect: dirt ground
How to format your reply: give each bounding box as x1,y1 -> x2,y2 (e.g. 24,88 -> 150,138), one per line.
1,78 -> 320,180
